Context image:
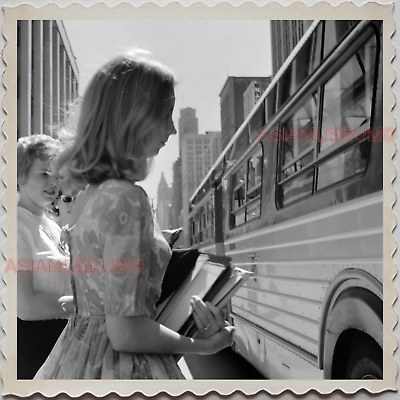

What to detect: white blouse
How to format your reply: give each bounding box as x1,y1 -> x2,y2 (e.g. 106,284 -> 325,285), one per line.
17,206 -> 71,296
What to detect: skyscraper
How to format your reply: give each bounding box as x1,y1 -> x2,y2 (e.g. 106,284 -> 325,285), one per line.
243,80 -> 272,119
270,20 -> 313,76
220,76 -> 271,150
181,131 -> 222,246
270,20 -> 358,76
156,173 -> 173,231
178,107 -> 198,153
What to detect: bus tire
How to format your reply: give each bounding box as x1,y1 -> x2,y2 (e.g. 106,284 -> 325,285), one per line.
346,334 -> 383,380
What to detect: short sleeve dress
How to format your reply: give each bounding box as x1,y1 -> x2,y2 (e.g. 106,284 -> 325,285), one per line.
34,180 -> 184,379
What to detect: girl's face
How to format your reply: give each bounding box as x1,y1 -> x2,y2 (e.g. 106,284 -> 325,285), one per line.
18,158 -> 60,215
146,92 -> 177,157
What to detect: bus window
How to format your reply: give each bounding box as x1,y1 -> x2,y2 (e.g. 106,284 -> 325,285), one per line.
277,64 -> 293,110
229,126 -> 251,162
265,85 -> 277,122
189,191 -> 215,245
277,28 -> 378,206
247,146 -> 263,198
208,199 -> 214,238
231,164 -> 246,226
279,93 -> 319,205
246,200 -> 261,221
190,217 -> 196,245
230,144 -> 263,228
277,22 -> 323,110
318,142 -> 370,190
324,21 -> 360,59
204,197 -> 214,240
248,101 -> 266,143
318,33 -> 377,190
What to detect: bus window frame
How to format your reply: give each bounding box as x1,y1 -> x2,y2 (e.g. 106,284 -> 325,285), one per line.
276,23 -> 380,209
229,142 -> 264,229
188,190 -> 215,246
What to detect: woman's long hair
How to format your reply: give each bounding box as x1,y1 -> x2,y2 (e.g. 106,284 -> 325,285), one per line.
55,50 -> 175,185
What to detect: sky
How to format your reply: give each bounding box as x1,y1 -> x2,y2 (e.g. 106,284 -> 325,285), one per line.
63,19 -> 273,203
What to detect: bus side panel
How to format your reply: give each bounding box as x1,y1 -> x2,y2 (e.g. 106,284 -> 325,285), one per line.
233,316 -> 324,379
226,191 -> 382,378
232,318 -> 266,376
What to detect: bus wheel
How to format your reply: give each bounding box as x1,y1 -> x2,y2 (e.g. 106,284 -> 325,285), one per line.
346,334 -> 383,380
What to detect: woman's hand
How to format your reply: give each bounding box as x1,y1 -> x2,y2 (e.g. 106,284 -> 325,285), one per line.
58,295 -> 75,314
191,295 -> 229,339
106,313 -> 234,355
200,324 -> 235,354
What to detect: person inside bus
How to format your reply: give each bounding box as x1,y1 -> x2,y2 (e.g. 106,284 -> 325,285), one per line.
34,50 -> 234,380
17,134 -> 74,379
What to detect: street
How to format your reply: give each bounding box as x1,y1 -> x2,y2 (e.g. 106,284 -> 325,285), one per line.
178,347 -> 265,379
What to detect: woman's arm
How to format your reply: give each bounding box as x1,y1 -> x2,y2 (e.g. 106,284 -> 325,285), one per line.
17,272 -> 70,320
106,314 -> 233,355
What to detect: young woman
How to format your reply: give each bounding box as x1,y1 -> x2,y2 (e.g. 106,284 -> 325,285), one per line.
17,134 -> 73,379
34,51 -> 233,380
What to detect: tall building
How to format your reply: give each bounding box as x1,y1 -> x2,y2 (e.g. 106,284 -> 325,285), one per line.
17,20 -> 79,139
270,21 -> 358,76
156,173 -> 173,230
220,77 -> 271,149
181,131 -> 222,246
243,80 -> 271,119
178,107 -> 198,153
270,21 -> 313,76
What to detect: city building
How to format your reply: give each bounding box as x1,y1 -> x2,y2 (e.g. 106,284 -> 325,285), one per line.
181,131 -> 222,245
178,107 -> 198,153
17,20 -> 79,139
270,21 -> 313,76
243,80 -> 271,119
156,173 -> 173,231
270,20 -> 358,76
220,77 -> 271,149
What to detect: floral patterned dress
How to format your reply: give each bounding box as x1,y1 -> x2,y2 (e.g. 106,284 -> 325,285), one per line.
35,180 -> 184,379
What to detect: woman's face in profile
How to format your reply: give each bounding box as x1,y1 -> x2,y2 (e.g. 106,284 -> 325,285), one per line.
146,92 -> 177,157
18,158 -> 60,213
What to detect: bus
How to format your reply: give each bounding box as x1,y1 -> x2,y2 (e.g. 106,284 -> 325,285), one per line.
188,20 -> 383,379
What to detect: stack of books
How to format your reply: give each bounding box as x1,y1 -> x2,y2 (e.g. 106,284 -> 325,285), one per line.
156,253 -> 252,336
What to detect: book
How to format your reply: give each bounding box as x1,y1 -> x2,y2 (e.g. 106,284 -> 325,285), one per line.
156,253 -> 252,336
155,253 -> 224,328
